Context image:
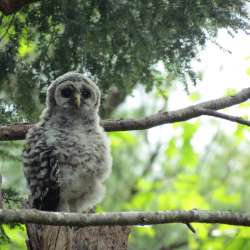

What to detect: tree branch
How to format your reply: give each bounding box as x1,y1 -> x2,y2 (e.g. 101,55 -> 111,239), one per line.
0,209 -> 250,227
0,87 -> 250,141
195,108 -> 250,126
0,0 -> 37,15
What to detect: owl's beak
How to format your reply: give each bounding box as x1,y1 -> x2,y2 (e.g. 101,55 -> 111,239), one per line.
74,93 -> 81,108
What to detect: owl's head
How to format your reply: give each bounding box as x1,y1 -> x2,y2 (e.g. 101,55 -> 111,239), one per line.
46,72 -> 101,113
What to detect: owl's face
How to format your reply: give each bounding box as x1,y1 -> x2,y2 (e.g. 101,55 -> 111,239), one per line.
47,73 -> 100,113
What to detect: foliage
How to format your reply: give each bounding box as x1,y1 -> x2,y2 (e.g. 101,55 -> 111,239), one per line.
0,224 -> 26,250
0,188 -> 25,248
0,0 -> 249,119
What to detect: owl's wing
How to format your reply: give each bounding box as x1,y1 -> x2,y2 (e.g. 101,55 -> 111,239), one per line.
23,130 -> 60,211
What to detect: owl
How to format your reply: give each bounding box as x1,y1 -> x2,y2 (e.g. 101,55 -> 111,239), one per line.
22,72 -> 112,212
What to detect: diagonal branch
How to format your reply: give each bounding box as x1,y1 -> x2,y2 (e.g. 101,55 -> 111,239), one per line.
194,108 -> 250,126
1,209 -> 250,227
102,87 -> 250,131
0,87 -> 250,141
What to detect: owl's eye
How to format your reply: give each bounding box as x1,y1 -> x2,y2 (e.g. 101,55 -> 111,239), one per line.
61,87 -> 73,98
82,88 -> 91,99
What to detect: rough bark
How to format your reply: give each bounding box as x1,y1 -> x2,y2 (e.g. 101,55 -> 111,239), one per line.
26,224 -> 130,250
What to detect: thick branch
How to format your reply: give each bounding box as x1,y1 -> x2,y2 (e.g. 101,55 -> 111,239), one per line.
0,0 -> 37,15
0,87 -> 250,141
1,209 -> 250,227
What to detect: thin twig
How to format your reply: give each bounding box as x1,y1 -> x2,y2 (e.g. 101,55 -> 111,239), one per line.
185,223 -> 196,234
195,108 -> 250,126
160,240 -> 188,250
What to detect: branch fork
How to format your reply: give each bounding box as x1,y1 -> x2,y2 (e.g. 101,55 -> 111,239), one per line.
0,87 -> 250,141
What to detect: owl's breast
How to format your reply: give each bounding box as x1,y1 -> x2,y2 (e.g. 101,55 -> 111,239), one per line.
49,129 -> 108,198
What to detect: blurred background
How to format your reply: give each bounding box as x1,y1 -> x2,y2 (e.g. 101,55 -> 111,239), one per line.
0,1 -> 250,249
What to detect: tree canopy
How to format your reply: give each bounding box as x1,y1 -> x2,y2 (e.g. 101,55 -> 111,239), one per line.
0,0 -> 249,120
0,1 -> 250,249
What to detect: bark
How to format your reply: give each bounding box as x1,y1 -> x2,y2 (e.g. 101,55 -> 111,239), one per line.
0,87 -> 250,140
26,224 -> 130,250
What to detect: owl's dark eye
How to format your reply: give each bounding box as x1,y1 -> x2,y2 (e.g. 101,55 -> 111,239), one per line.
82,88 -> 91,99
61,87 -> 73,98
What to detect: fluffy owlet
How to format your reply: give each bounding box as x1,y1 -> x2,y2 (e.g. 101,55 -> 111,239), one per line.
22,72 -> 112,212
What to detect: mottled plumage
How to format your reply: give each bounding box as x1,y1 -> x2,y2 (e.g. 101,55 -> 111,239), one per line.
22,72 -> 112,212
